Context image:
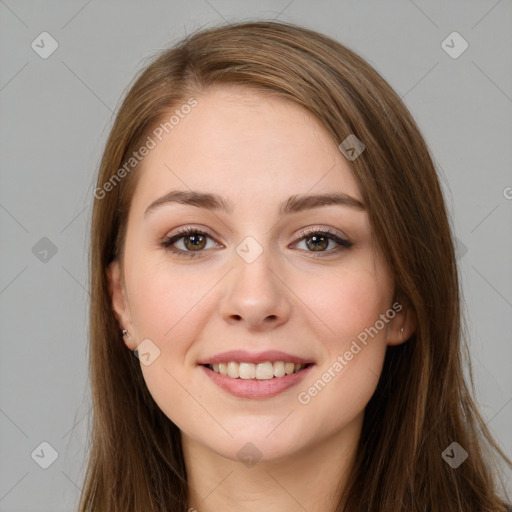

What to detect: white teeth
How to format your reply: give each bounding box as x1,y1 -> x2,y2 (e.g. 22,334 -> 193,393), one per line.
239,362 -> 256,379
273,361 -> 285,378
255,362 -> 274,380
227,361 -> 239,378
208,360 -> 307,379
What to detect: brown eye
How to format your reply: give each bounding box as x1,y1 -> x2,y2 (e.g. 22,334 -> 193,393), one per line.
293,228 -> 353,257
304,234 -> 330,251
160,228 -> 220,259
182,233 -> 207,251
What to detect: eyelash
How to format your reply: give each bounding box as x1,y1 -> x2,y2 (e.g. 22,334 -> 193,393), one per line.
160,226 -> 353,259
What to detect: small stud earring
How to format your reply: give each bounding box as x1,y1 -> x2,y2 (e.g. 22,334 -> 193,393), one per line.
400,327 -> 404,333
122,329 -> 129,337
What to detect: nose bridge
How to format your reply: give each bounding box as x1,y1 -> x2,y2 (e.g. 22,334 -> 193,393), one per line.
218,234 -> 291,329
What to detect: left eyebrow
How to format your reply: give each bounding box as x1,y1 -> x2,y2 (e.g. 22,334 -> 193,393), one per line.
143,190 -> 365,218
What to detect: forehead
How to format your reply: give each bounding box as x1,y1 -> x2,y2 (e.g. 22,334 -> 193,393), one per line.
131,85 -> 362,212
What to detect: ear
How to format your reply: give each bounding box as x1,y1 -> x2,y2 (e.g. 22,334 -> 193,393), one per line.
386,298 -> 417,347
106,260 -> 137,350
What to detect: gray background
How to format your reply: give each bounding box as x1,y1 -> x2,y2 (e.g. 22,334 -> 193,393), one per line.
1,1 -> 511,510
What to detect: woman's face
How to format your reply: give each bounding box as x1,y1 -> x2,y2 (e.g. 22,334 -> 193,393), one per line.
108,85 -> 409,463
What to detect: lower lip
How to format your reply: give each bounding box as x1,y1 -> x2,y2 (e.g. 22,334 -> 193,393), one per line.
199,364 -> 314,399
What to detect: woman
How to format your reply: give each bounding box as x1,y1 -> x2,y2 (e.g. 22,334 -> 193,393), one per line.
81,20 -> 511,511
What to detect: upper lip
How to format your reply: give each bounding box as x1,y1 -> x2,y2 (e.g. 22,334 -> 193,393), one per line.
198,350 -> 314,366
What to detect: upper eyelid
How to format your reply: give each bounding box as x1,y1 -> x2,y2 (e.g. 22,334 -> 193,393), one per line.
165,226 -> 221,244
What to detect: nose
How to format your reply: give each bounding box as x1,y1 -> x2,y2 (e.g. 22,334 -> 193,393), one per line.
218,246 -> 292,331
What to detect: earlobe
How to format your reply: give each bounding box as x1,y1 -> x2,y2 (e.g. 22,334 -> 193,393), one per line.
386,304 -> 417,347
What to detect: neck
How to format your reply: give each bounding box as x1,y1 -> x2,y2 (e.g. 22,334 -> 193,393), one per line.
183,412 -> 363,512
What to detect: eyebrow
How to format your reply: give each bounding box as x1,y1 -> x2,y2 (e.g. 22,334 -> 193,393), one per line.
143,190 -> 365,218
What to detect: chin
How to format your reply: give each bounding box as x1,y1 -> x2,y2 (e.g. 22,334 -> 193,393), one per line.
214,425 -> 310,464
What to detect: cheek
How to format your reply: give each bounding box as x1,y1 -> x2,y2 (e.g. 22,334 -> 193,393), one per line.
293,268 -> 392,421
124,256 -> 211,430
126,253 -> 210,339
297,264 -> 391,345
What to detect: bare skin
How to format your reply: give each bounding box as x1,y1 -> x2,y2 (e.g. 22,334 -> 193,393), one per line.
107,85 -> 416,511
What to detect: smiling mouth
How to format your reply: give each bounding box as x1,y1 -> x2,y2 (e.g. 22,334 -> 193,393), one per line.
203,361 -> 313,380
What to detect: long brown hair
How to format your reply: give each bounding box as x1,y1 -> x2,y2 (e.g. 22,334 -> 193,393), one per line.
81,20 -> 512,511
